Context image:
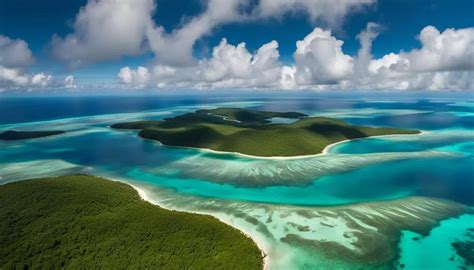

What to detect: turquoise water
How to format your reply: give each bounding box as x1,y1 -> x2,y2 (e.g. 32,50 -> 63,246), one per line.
397,213 -> 474,269
1,97 -> 472,206
268,117 -> 300,124
1,95 -> 473,268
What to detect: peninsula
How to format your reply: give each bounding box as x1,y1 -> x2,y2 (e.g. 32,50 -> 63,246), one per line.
111,108 -> 420,157
0,130 -> 65,140
0,175 -> 262,269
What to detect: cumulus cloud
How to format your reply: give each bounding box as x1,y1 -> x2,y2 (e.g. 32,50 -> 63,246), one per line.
47,0 -> 461,91
406,26 -> 474,72
369,26 -> 474,74
359,25 -> 474,90
145,0 -> 375,66
292,28 -> 354,84
0,68 -> 78,90
254,0 -> 375,27
368,53 -> 403,74
0,35 -> 79,90
198,39 -> 281,86
0,35 -> 35,68
117,66 -> 151,87
53,0 -> 374,68
146,0 -> 245,66
118,24 -> 473,91
0,65 -> 76,90
351,70 -> 473,91
51,0 -> 251,67
0,66 -> 30,86
51,0 -> 155,67
355,22 -> 382,75
64,75 -> 77,89
0,35 -> 53,89
31,73 -> 53,86
276,24 -> 474,91
119,39 -> 283,89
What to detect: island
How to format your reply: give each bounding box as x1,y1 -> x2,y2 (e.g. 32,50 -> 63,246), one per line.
0,175 -> 263,269
0,130 -> 65,140
111,108 -> 420,157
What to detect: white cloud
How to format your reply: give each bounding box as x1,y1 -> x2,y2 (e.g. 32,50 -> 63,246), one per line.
349,70 -> 474,91
53,0 -> 374,68
197,40 -> 282,89
117,25 -> 474,91
368,53 -> 403,74
292,28 -> 354,84
0,35 -> 35,68
2,0 -> 374,91
0,71 -> 83,90
0,66 -> 30,86
198,39 -> 281,85
407,26 -> 474,72
118,66 -> 151,87
0,66 -> 60,89
145,0 -> 374,66
0,35 -> 54,89
64,75 -> 77,89
279,65 -> 297,89
254,0 -> 375,27
31,73 -> 53,86
96,0 -> 472,94
370,26 -> 474,74
51,0 -> 246,67
119,39 -> 283,89
51,0 -> 155,67
355,22 -> 381,75
200,39 -> 254,81
358,26 -> 474,90
146,0 -> 245,66
410,71 -> 473,91
0,35 -> 77,90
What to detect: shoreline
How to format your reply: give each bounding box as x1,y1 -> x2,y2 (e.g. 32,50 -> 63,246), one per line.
130,183 -> 270,270
127,176 -> 468,270
144,131 -> 426,160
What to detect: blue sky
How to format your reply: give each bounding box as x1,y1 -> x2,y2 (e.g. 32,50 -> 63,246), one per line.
0,0 -> 473,91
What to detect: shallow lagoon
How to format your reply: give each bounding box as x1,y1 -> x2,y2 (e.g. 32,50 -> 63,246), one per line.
398,214 -> 474,269
1,94 -> 473,269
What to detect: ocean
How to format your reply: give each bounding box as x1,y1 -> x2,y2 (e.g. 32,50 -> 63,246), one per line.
1,93 -> 473,269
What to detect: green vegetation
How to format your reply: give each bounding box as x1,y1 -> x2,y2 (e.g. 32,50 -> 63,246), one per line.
0,175 -> 263,269
0,130 -> 65,140
111,107 -> 420,157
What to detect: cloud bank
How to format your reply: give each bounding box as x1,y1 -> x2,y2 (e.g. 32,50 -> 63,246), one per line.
118,24 -> 474,91
3,0 -> 471,91
0,35 -> 75,90
361,26 -> 474,90
51,0 -> 374,68
0,35 -> 46,88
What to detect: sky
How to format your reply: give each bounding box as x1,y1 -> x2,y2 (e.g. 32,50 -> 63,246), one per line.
0,0 -> 473,93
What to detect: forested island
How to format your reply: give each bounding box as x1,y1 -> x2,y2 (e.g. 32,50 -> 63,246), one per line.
0,130 -> 65,140
0,175 -> 262,269
111,108 -> 420,157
